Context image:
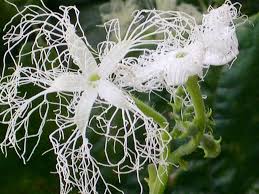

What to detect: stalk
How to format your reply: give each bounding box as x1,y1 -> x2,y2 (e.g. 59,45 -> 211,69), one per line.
170,75 -> 206,163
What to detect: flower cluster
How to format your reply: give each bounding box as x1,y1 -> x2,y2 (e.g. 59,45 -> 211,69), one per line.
115,0 -> 243,93
0,0 -> 243,194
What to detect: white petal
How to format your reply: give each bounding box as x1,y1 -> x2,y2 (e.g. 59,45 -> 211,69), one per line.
74,88 -> 98,130
202,27 -> 239,65
135,55 -> 165,83
203,3 -> 239,27
66,25 -> 97,74
201,2 -> 240,65
98,41 -> 131,78
98,80 -> 129,109
127,54 -> 165,92
49,73 -> 86,92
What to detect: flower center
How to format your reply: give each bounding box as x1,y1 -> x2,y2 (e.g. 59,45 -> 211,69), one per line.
175,52 -> 187,58
88,73 -> 101,88
89,73 -> 101,82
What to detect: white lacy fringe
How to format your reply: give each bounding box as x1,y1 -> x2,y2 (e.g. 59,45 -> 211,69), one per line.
1,1 -> 172,193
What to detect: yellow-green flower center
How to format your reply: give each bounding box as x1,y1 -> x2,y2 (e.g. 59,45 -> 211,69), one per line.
89,73 -> 101,82
176,52 -> 187,58
88,73 -> 101,88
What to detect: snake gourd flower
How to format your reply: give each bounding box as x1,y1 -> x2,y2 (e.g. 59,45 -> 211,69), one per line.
115,0 -> 243,93
0,1 -> 171,193
114,10 -> 203,92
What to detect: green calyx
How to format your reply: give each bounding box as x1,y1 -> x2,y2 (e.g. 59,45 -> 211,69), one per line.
199,134 -> 221,158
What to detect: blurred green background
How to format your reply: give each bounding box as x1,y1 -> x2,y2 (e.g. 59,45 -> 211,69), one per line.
0,0 -> 258,194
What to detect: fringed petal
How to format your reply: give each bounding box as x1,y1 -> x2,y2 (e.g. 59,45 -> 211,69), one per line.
74,88 -> 98,131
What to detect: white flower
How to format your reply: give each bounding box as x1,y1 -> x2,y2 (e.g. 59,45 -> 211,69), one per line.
115,10 -> 204,92
163,41 -> 204,86
200,0 -> 242,65
115,1 -> 244,94
1,2 -> 170,193
131,40 -> 204,92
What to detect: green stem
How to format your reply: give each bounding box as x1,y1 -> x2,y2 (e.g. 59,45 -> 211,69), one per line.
132,96 -> 167,128
149,164 -> 172,194
170,75 -> 206,163
148,76 -> 206,194
133,75 -> 206,194
132,96 -> 170,194
186,76 -> 205,126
